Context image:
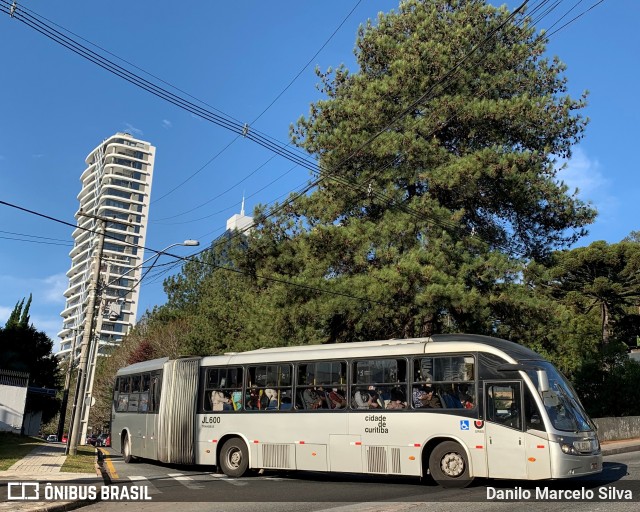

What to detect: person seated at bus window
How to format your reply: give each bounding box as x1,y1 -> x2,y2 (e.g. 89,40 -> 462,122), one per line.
459,393 -> 474,409
211,390 -> 231,411
327,388 -> 347,409
280,396 -> 293,410
354,386 -> 382,409
139,393 -> 149,412
247,386 -> 261,410
440,390 -> 463,409
302,387 -> 325,410
386,386 -> 407,410
265,388 -> 278,410
413,385 -> 442,408
231,390 -> 242,411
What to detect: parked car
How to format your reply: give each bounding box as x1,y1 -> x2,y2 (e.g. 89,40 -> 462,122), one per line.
46,434 -> 57,442
85,434 -> 98,446
61,433 -> 68,443
95,433 -> 110,447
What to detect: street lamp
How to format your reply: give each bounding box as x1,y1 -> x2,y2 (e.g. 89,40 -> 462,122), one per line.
131,240 -> 200,289
106,239 -> 200,286
67,237 -> 199,454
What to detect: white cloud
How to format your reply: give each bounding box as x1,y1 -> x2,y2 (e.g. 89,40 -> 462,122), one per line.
162,119 -> 173,129
558,147 -> 606,198
42,273 -> 68,303
557,146 -> 616,224
123,123 -> 144,136
0,305 -> 12,323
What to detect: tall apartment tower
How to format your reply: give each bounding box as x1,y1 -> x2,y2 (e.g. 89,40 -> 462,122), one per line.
57,133 -> 155,362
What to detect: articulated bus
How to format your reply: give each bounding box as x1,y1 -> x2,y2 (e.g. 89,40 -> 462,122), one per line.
110,334 -> 602,487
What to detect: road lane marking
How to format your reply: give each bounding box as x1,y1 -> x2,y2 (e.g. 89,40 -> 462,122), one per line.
207,473 -> 249,486
99,448 -> 119,480
127,475 -> 160,494
167,472 -> 205,489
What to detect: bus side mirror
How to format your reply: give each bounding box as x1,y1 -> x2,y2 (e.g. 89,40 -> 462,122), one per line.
537,370 -> 550,392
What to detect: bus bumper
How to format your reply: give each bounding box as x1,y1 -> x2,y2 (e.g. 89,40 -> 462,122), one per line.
549,442 -> 602,478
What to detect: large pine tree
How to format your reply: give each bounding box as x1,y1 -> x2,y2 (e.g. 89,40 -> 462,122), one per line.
162,0 -> 596,348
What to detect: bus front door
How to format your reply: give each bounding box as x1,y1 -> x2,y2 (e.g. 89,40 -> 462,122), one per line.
484,381 -> 527,479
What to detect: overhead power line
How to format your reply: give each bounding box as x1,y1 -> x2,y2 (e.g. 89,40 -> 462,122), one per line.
1,0 -> 606,283
0,199 -> 396,307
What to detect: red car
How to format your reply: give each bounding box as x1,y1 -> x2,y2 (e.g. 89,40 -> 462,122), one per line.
95,433 -> 110,447
61,433 -> 68,443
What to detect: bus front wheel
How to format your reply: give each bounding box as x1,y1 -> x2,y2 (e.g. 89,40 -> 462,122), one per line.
428,441 -> 472,488
219,438 -> 249,478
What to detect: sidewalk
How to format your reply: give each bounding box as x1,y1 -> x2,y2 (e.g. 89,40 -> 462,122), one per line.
0,442 -> 104,512
1,438 -> 639,511
599,437 -> 640,456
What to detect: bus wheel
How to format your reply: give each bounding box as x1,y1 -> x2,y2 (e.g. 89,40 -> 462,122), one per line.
428,441 -> 472,488
122,433 -> 135,464
219,438 -> 249,478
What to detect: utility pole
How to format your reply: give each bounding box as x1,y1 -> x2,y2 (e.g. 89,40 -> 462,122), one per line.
57,327 -> 78,443
67,210 -> 137,454
67,212 -> 106,455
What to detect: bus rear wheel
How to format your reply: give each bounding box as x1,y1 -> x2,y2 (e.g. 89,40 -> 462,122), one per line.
219,438 -> 249,478
122,433 -> 135,464
428,441 -> 472,488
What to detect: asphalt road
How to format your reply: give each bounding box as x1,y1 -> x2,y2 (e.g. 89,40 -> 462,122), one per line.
74,449 -> 640,512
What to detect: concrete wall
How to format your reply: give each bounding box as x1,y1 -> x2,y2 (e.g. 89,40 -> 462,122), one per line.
0,384 -> 28,433
593,416 -> 640,441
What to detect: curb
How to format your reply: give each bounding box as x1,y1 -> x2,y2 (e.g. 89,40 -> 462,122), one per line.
601,444 -> 640,456
95,448 -> 112,485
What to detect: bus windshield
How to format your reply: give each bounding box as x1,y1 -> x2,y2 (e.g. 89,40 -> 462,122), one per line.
525,361 -> 594,433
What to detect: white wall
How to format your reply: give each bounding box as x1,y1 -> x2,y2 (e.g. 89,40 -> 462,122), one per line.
0,384 -> 28,433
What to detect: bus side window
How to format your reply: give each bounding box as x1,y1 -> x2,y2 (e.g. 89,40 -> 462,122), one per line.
139,374 -> 150,413
149,372 -> 161,413
112,377 -> 120,412
117,376 -> 130,412
524,387 -> 544,430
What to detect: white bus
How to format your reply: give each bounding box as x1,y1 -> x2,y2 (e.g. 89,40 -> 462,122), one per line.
110,334 -> 602,487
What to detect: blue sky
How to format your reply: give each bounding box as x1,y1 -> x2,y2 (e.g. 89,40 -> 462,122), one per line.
0,1 -> 636,350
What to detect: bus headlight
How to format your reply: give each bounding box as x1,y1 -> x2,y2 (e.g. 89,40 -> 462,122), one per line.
561,443 -> 577,455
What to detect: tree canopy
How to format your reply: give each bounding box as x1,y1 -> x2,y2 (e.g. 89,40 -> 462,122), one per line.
237,0 -> 594,342
0,295 -> 61,423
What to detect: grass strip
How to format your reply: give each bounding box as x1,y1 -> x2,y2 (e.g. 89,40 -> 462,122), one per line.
0,432 -> 44,470
61,445 -> 96,474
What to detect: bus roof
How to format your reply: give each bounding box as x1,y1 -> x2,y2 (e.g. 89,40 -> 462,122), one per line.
115,334 -> 545,373
202,334 -> 545,366
116,357 -> 169,376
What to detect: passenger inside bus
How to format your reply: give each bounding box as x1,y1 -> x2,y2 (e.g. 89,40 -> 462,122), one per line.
264,388 -> 278,409
354,386 -> 383,409
211,390 -> 232,411
302,387 -> 325,409
413,385 -> 442,408
246,386 -> 261,410
327,388 -> 347,409
385,386 -> 407,409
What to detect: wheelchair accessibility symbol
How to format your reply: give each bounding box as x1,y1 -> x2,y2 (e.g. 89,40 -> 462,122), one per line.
460,420 -> 470,431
